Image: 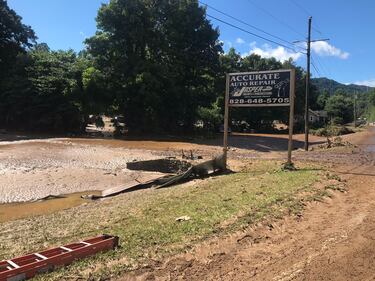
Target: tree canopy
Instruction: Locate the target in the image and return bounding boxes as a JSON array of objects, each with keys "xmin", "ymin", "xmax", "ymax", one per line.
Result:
[
  {"xmin": 86, "ymin": 0, "xmax": 222, "ymax": 133},
  {"xmin": 0, "ymin": 44, "xmax": 85, "ymax": 131},
  {"xmin": 0, "ymin": 0, "xmax": 36, "ymax": 81},
  {"xmin": 1, "ymin": 0, "xmax": 367, "ymax": 134}
]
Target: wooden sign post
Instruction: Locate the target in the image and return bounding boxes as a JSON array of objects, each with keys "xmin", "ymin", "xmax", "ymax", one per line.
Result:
[
  {"xmin": 223, "ymin": 69, "xmax": 296, "ymax": 168},
  {"xmin": 223, "ymin": 73, "xmax": 230, "ymax": 165},
  {"xmin": 287, "ymin": 69, "xmax": 295, "ymax": 166}
]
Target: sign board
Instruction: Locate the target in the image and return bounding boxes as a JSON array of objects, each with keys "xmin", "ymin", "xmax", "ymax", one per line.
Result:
[
  {"xmin": 223, "ymin": 69, "xmax": 296, "ymax": 168},
  {"xmin": 228, "ymin": 69, "xmax": 292, "ymax": 107}
]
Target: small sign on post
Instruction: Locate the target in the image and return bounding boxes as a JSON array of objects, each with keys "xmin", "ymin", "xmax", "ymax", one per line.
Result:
[{"xmin": 223, "ymin": 69, "xmax": 296, "ymax": 167}]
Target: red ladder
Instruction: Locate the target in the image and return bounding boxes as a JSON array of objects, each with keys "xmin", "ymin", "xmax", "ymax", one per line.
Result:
[{"xmin": 0, "ymin": 234, "xmax": 119, "ymax": 281}]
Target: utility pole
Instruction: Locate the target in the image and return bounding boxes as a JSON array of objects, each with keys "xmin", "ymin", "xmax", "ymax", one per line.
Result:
[
  {"xmin": 354, "ymin": 93, "xmax": 357, "ymax": 127},
  {"xmin": 294, "ymin": 17, "xmax": 329, "ymax": 151},
  {"xmin": 304, "ymin": 16, "xmax": 312, "ymax": 151}
]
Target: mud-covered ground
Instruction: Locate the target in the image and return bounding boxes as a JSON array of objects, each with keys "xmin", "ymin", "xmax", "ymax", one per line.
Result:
[
  {"xmin": 119, "ymin": 127, "xmax": 375, "ymax": 281},
  {"xmin": 2, "ymin": 128, "xmax": 375, "ymax": 281},
  {"xmin": 0, "ymin": 132, "xmax": 326, "ymax": 203},
  {"xmin": 0, "ymin": 139, "xmax": 168, "ymax": 203}
]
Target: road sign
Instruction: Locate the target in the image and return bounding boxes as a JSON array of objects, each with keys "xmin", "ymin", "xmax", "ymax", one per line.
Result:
[
  {"xmin": 228, "ymin": 69, "xmax": 292, "ymax": 107},
  {"xmin": 223, "ymin": 69, "xmax": 296, "ymax": 167}
]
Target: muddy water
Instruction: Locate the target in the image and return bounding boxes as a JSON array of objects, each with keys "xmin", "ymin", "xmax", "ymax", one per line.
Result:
[
  {"xmin": 357, "ymin": 127, "xmax": 375, "ymax": 153},
  {"xmin": 0, "ymin": 191, "xmax": 100, "ymax": 223},
  {"xmin": 364, "ymin": 127, "xmax": 375, "ymax": 152}
]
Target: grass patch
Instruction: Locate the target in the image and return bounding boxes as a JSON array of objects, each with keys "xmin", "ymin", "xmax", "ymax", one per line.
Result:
[{"xmin": 0, "ymin": 160, "xmax": 324, "ymax": 280}]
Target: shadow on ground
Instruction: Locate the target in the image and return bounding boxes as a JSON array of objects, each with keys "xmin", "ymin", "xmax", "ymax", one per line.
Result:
[
  {"xmin": 0, "ymin": 131, "xmax": 326, "ymax": 153},
  {"xmin": 204, "ymin": 134, "xmax": 325, "ymax": 152}
]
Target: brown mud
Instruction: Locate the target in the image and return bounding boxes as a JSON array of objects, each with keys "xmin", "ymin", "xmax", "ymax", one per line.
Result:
[
  {"xmin": 0, "ymin": 191, "xmax": 101, "ymax": 222},
  {"xmin": 118, "ymin": 127, "xmax": 375, "ymax": 281}
]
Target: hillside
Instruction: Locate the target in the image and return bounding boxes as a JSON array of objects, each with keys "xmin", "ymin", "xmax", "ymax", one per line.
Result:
[{"xmin": 312, "ymin": 77, "xmax": 373, "ymax": 94}]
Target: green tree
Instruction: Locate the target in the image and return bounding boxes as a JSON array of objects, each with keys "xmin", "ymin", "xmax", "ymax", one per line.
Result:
[
  {"xmin": 317, "ymin": 90, "xmax": 330, "ymax": 109},
  {"xmin": 369, "ymin": 91, "xmax": 375, "ymax": 106},
  {"xmin": 0, "ymin": 44, "xmax": 85, "ymax": 132},
  {"xmin": 86, "ymin": 0, "xmax": 222, "ymax": 133},
  {"xmin": 325, "ymin": 94, "xmax": 353, "ymax": 124},
  {"xmin": 0, "ymin": 0, "xmax": 36, "ymax": 81}
]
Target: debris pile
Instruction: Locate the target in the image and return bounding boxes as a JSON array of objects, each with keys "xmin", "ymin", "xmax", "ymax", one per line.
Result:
[
  {"xmin": 317, "ymin": 137, "xmax": 357, "ymax": 149},
  {"xmin": 83, "ymin": 154, "xmax": 226, "ymax": 200}
]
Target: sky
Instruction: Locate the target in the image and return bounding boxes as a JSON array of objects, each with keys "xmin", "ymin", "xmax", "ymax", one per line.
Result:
[{"xmin": 7, "ymin": 0, "xmax": 375, "ymax": 87}]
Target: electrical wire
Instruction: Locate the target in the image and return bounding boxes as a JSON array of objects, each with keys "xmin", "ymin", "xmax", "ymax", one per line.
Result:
[
  {"xmin": 247, "ymin": 0, "xmax": 305, "ymax": 38},
  {"xmin": 313, "ymin": 55, "xmax": 327, "ymax": 77},
  {"xmin": 289, "ymin": 0, "xmax": 311, "ymax": 16},
  {"xmin": 206, "ymin": 14, "xmax": 306, "ymax": 54},
  {"xmin": 311, "ymin": 59, "xmax": 322, "ymax": 77},
  {"xmin": 288, "ymin": 0, "xmax": 323, "ymax": 35},
  {"xmin": 202, "ymin": 3, "xmax": 330, "ymax": 79},
  {"xmin": 314, "ymin": 55, "xmax": 332, "ymax": 78},
  {"xmin": 199, "ymin": 1, "xmax": 299, "ymax": 49},
  {"xmin": 312, "ymin": 57, "xmax": 325, "ymax": 77}
]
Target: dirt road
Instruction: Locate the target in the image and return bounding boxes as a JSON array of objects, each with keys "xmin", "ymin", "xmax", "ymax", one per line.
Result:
[{"xmin": 120, "ymin": 128, "xmax": 375, "ymax": 281}]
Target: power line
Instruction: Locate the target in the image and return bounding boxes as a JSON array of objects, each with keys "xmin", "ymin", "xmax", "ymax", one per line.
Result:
[
  {"xmin": 312, "ymin": 56, "xmax": 325, "ymax": 77},
  {"xmin": 206, "ymin": 14, "xmax": 306, "ymax": 54},
  {"xmin": 289, "ymin": 0, "xmax": 311, "ymax": 16},
  {"xmin": 310, "ymin": 56, "xmax": 322, "ymax": 76},
  {"xmin": 288, "ymin": 0, "xmax": 323, "ymax": 35},
  {"xmin": 200, "ymin": 1, "xmax": 300, "ymax": 50},
  {"xmin": 312, "ymin": 27, "xmax": 323, "ymax": 36},
  {"xmin": 311, "ymin": 59, "xmax": 322, "ymax": 77},
  {"xmin": 247, "ymin": 0, "xmax": 305, "ymax": 38},
  {"xmin": 313, "ymin": 55, "xmax": 331, "ymax": 78}
]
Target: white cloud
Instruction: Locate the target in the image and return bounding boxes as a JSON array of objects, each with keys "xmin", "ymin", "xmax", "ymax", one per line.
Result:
[
  {"xmin": 247, "ymin": 43, "xmax": 302, "ymax": 62},
  {"xmin": 235, "ymin": 37, "xmax": 245, "ymax": 44},
  {"xmin": 311, "ymin": 41, "xmax": 349, "ymax": 59},
  {"xmin": 352, "ymin": 79, "xmax": 375, "ymax": 87}
]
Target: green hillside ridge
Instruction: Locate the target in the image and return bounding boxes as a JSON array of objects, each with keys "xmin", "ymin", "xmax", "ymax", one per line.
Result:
[{"xmin": 312, "ymin": 77, "xmax": 374, "ymax": 95}]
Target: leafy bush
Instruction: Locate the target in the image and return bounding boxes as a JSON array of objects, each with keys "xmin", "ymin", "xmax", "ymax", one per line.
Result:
[
  {"xmin": 311, "ymin": 125, "xmax": 354, "ymax": 137},
  {"xmin": 196, "ymin": 103, "xmax": 222, "ymax": 133},
  {"xmin": 329, "ymin": 116, "xmax": 344, "ymax": 125},
  {"xmin": 310, "ymin": 127, "xmax": 328, "ymax": 137}
]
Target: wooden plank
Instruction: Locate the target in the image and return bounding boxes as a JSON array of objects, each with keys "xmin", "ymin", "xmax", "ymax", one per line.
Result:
[{"xmin": 100, "ymin": 173, "xmax": 164, "ymax": 197}]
